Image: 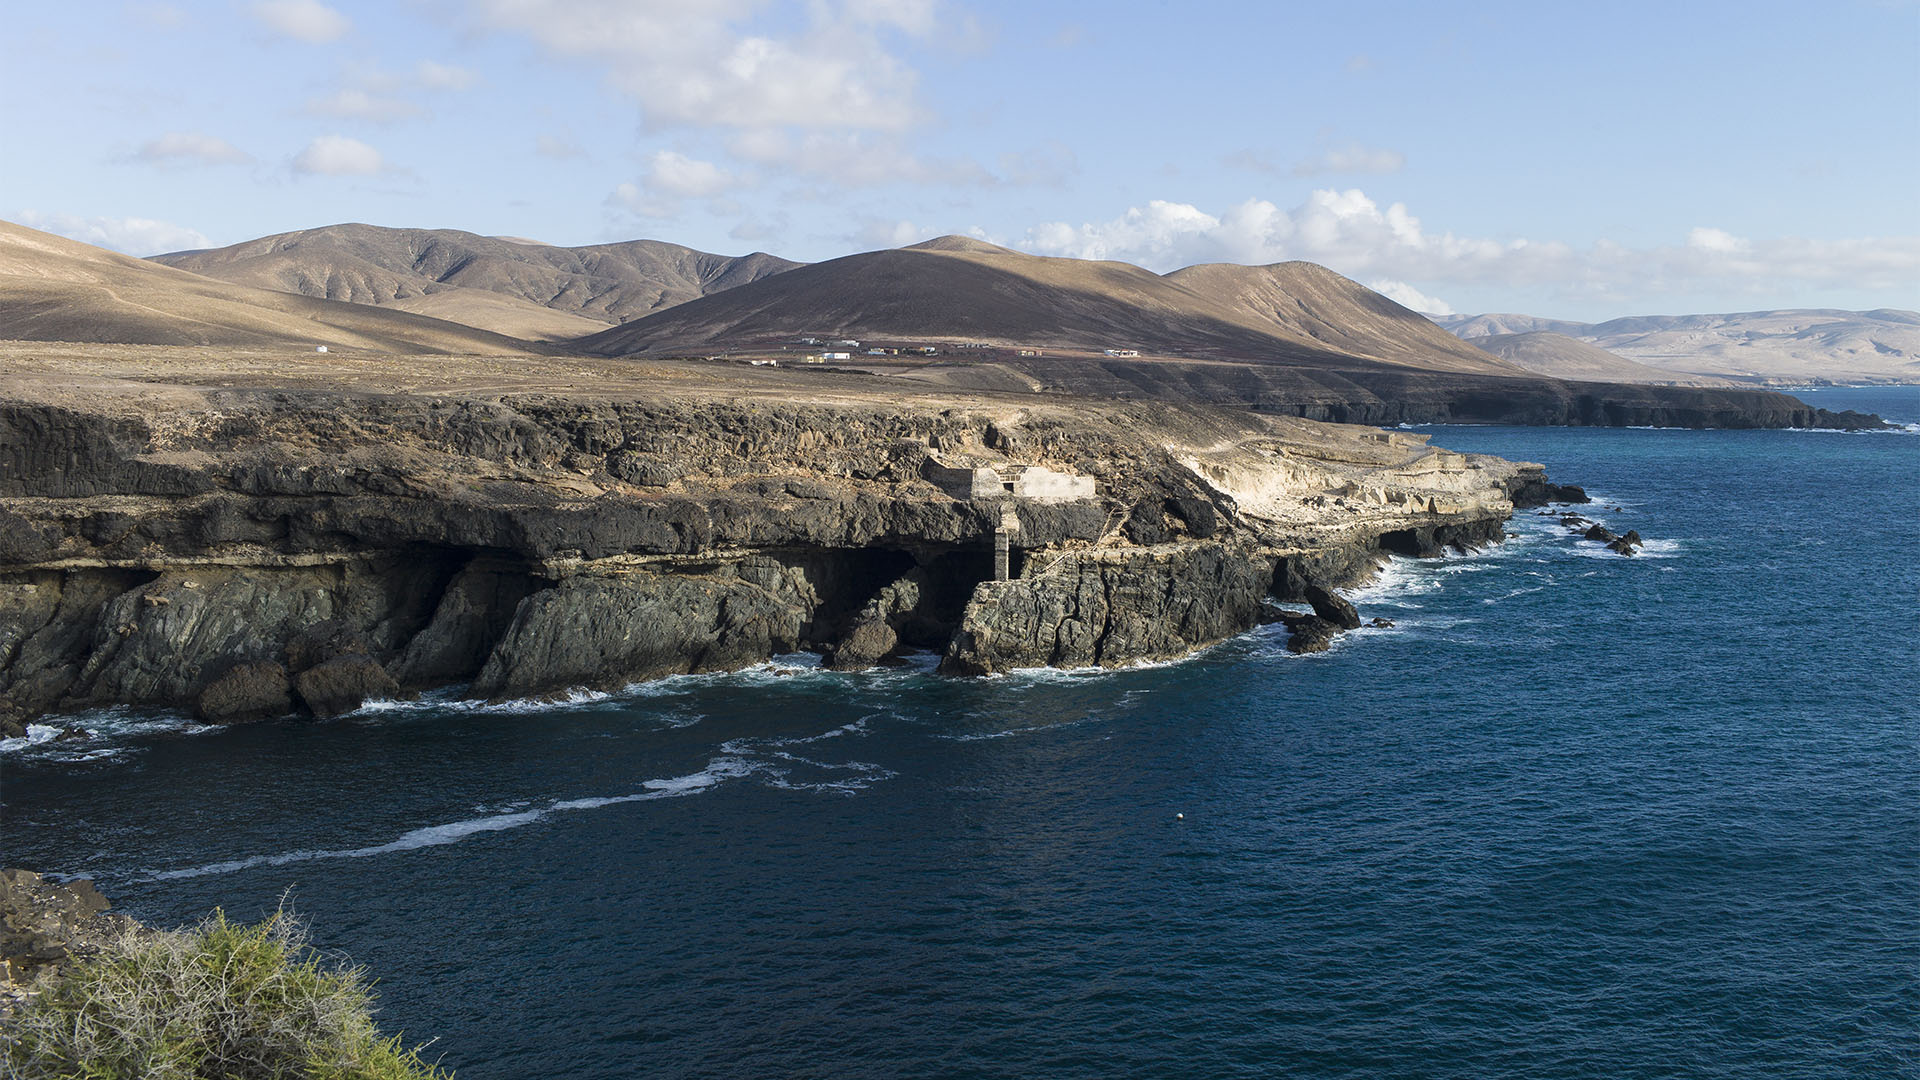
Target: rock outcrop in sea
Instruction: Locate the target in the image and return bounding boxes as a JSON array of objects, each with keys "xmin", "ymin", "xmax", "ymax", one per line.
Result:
[{"xmin": 0, "ymin": 350, "xmax": 1588, "ymax": 729}]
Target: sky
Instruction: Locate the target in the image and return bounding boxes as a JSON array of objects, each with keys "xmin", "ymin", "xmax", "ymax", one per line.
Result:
[{"xmin": 4, "ymin": 0, "xmax": 1917, "ymax": 320}]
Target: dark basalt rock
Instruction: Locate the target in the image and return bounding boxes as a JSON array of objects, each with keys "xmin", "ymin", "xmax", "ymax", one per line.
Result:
[
  {"xmin": 293, "ymin": 654, "xmax": 401, "ymax": 718},
  {"xmin": 284, "ymin": 619, "xmax": 371, "ymax": 673},
  {"xmin": 391, "ymin": 559, "xmax": 538, "ymax": 687},
  {"xmin": 1302, "ymin": 582, "xmax": 1362, "ymax": 630},
  {"xmin": 1164, "ymin": 495, "xmax": 1219, "ymax": 538},
  {"xmin": 1122, "ymin": 501, "xmax": 1171, "ymax": 545},
  {"xmin": 471, "ymin": 558, "xmax": 822, "ymax": 699},
  {"xmin": 1277, "ymin": 612, "xmax": 1340, "ymax": 654},
  {"xmin": 1583, "ymin": 523, "xmax": 1619, "ymax": 544},
  {"xmin": 1508, "ymin": 473, "xmax": 1591, "ymax": 508},
  {"xmin": 0, "ymin": 386, "xmax": 1576, "ymax": 718},
  {"xmin": 940, "ymin": 544, "xmax": 1272, "ymax": 675},
  {"xmin": 825, "ymin": 567, "xmax": 934, "ymax": 670},
  {"xmin": 195, "ymin": 660, "xmax": 293, "ymax": 723}
]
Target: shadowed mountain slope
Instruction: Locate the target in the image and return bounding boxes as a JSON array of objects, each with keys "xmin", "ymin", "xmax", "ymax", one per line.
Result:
[
  {"xmin": 580, "ymin": 238, "xmax": 1525, "ymax": 377},
  {"xmin": 0, "ymin": 220, "xmax": 543, "ymax": 353},
  {"xmin": 153, "ymin": 223, "xmax": 802, "ymax": 340}
]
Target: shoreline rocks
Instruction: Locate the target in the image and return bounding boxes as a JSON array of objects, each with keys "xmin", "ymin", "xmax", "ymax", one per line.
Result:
[
  {"xmin": 0, "ymin": 369, "xmax": 1559, "ymax": 720},
  {"xmin": 0, "ymin": 869, "xmax": 137, "ymax": 1020}
]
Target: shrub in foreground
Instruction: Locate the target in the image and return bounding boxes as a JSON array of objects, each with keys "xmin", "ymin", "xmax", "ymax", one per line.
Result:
[{"xmin": 2, "ymin": 907, "xmax": 449, "ymax": 1080}]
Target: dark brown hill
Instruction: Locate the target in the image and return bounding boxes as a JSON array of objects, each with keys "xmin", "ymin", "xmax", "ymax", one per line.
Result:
[
  {"xmin": 0, "ymin": 219, "xmax": 543, "ymax": 353},
  {"xmin": 579, "ymin": 238, "xmax": 1524, "ymax": 377},
  {"xmin": 153, "ymin": 223, "xmax": 801, "ymax": 341}
]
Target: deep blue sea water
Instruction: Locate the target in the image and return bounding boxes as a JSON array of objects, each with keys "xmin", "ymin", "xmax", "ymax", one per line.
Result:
[{"xmin": 4, "ymin": 387, "xmax": 1916, "ymax": 1079}]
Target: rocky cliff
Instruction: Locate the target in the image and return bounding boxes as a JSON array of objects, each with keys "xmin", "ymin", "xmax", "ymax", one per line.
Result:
[{"xmin": 0, "ymin": 344, "xmax": 1566, "ymax": 731}]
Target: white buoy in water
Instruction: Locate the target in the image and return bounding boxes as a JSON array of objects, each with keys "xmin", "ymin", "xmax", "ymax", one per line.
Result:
[{"xmin": 1176, "ymin": 813, "xmax": 1184, "ymax": 820}]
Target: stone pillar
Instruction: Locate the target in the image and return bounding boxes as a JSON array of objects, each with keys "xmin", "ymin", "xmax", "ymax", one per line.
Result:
[{"xmin": 993, "ymin": 504, "xmax": 1020, "ymax": 581}]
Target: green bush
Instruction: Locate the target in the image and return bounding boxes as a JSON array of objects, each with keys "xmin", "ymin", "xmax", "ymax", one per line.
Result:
[{"xmin": 2, "ymin": 907, "xmax": 450, "ymax": 1080}]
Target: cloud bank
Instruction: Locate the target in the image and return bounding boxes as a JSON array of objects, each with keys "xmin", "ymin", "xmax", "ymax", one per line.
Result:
[
  {"xmin": 292, "ymin": 135, "xmax": 386, "ymax": 176},
  {"xmin": 1023, "ymin": 190, "xmax": 1920, "ymax": 309},
  {"xmin": 19, "ymin": 212, "xmax": 210, "ymax": 256},
  {"xmin": 466, "ymin": 0, "xmax": 934, "ymax": 131}
]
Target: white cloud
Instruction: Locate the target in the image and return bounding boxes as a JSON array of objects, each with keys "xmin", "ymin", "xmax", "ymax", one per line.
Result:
[
  {"xmin": 851, "ymin": 218, "xmax": 928, "ymax": 249},
  {"xmin": 306, "ymin": 89, "xmax": 427, "ymax": 123},
  {"xmin": 130, "ymin": 132, "xmax": 250, "ymax": 166},
  {"xmin": 1022, "ymin": 189, "xmax": 1920, "ymax": 305},
  {"xmin": 1293, "ymin": 143, "xmax": 1406, "ymax": 177},
  {"xmin": 1369, "ymin": 279, "xmax": 1453, "ymax": 315},
  {"xmin": 644, "ymin": 151, "xmax": 739, "ymax": 198},
  {"xmin": 18, "ymin": 211, "xmax": 209, "ymax": 256},
  {"xmin": 462, "ymin": 0, "xmax": 932, "ymax": 130},
  {"xmin": 1687, "ymin": 227, "xmax": 1750, "ymax": 254},
  {"xmin": 415, "ymin": 60, "xmax": 477, "ymax": 91},
  {"xmin": 250, "ymin": 0, "xmax": 349, "ymax": 43},
  {"xmin": 291, "ymin": 134, "xmax": 385, "ymax": 175},
  {"xmin": 609, "ymin": 151, "xmax": 745, "ymax": 217}
]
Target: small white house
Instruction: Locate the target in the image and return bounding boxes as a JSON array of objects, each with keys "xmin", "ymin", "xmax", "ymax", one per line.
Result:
[{"xmin": 822, "ymin": 351, "xmax": 852, "ymax": 361}]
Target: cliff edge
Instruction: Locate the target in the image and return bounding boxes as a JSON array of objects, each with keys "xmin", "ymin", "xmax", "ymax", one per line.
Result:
[{"xmin": 0, "ymin": 343, "xmax": 1568, "ymax": 728}]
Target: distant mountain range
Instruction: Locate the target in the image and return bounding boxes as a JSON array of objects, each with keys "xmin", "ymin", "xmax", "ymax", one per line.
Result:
[
  {"xmin": 153, "ymin": 224, "xmax": 800, "ymax": 341},
  {"xmin": 579, "ymin": 234, "xmax": 1520, "ymax": 376},
  {"xmin": 0, "ymin": 217, "xmax": 1879, "ymax": 428},
  {"xmin": 0, "ymin": 220, "xmax": 538, "ymax": 354},
  {"xmin": 1466, "ymin": 332, "xmax": 1733, "ymax": 387},
  {"xmin": 1436, "ymin": 309, "xmax": 1920, "ymax": 386},
  {"xmin": 117, "ymin": 220, "xmax": 1916, "ymax": 387}
]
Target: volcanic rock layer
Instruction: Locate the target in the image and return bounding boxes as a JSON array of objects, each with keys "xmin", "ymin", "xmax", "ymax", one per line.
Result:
[{"xmin": 0, "ymin": 348, "xmax": 1574, "ymax": 731}]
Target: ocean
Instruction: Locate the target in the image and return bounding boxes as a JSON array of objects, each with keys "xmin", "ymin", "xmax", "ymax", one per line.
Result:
[{"xmin": 4, "ymin": 386, "xmax": 1916, "ymax": 1079}]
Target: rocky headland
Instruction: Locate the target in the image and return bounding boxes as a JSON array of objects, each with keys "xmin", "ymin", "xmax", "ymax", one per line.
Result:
[{"xmin": 0, "ymin": 342, "xmax": 1597, "ymax": 732}]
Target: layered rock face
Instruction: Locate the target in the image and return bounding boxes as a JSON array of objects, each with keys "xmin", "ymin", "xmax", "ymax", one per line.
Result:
[{"xmin": 0, "ymin": 349, "xmax": 1553, "ymax": 727}]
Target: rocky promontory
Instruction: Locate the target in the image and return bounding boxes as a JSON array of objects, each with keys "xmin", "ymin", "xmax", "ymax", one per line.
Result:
[{"xmin": 0, "ymin": 343, "xmax": 1579, "ymax": 729}]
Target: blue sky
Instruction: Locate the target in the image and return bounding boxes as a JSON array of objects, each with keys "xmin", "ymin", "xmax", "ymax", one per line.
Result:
[{"xmin": 5, "ymin": 0, "xmax": 1916, "ymax": 319}]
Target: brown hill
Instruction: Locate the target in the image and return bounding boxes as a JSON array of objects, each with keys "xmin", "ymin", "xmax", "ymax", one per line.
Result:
[
  {"xmin": 1472, "ymin": 331, "xmax": 1733, "ymax": 386},
  {"xmin": 153, "ymin": 223, "xmax": 802, "ymax": 340},
  {"xmin": 1164, "ymin": 261, "xmax": 1512, "ymax": 373},
  {"xmin": 579, "ymin": 237, "xmax": 1524, "ymax": 377},
  {"xmin": 0, "ymin": 219, "xmax": 542, "ymax": 353}
]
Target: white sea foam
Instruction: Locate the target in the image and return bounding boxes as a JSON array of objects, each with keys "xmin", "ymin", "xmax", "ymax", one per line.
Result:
[
  {"xmin": 0, "ymin": 709, "xmax": 217, "ymax": 763},
  {"xmin": 147, "ymin": 754, "xmax": 767, "ymax": 881}
]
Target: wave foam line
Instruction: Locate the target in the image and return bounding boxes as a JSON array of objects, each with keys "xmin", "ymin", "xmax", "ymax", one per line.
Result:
[{"xmin": 145, "ymin": 757, "xmax": 757, "ymax": 881}]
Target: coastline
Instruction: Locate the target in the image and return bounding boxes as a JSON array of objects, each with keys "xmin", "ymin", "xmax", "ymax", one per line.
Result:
[{"xmin": 0, "ymin": 346, "xmax": 1584, "ymax": 732}]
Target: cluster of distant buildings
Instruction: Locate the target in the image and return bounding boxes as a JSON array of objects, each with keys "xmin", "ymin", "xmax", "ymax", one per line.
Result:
[{"xmin": 725, "ymin": 338, "xmax": 1137, "ymax": 366}]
